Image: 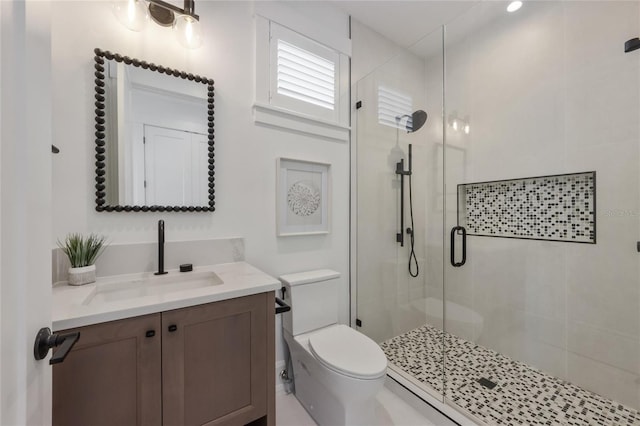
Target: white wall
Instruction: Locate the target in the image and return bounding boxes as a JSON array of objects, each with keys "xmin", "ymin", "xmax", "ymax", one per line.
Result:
[
  {"xmin": 351, "ymin": 20, "xmax": 407, "ymax": 85},
  {"xmin": 51, "ymin": 1, "xmax": 350, "ymax": 368}
]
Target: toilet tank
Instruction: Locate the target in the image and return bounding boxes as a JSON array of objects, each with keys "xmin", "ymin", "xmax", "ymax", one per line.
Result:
[{"xmin": 279, "ymin": 269, "xmax": 341, "ymax": 336}]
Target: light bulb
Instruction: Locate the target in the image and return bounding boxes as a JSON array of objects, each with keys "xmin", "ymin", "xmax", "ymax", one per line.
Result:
[
  {"xmin": 507, "ymin": 1, "xmax": 523, "ymax": 12},
  {"xmin": 464, "ymin": 124, "xmax": 470, "ymax": 134},
  {"xmin": 452, "ymin": 120, "xmax": 458, "ymax": 131},
  {"xmin": 113, "ymin": 0, "xmax": 149, "ymax": 32},
  {"xmin": 174, "ymin": 15, "xmax": 203, "ymax": 49}
]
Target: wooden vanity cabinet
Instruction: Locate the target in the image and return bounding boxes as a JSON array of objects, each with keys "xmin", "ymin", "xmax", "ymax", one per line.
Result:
[
  {"xmin": 163, "ymin": 292, "xmax": 274, "ymax": 426},
  {"xmin": 53, "ymin": 291, "xmax": 275, "ymax": 426},
  {"xmin": 52, "ymin": 313, "xmax": 162, "ymax": 426}
]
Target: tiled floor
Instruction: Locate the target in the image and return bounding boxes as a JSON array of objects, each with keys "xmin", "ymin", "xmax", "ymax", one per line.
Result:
[
  {"xmin": 381, "ymin": 324, "xmax": 640, "ymax": 426},
  {"xmin": 276, "ymin": 381, "xmax": 453, "ymax": 426},
  {"xmin": 276, "ymin": 390, "xmax": 317, "ymax": 426}
]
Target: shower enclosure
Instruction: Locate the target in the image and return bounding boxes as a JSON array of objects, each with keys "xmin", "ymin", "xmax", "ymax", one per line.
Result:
[{"xmin": 352, "ymin": 1, "xmax": 640, "ymax": 424}]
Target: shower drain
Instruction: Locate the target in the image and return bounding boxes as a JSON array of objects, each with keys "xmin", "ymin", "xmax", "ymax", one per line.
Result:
[{"xmin": 478, "ymin": 377, "xmax": 497, "ymax": 389}]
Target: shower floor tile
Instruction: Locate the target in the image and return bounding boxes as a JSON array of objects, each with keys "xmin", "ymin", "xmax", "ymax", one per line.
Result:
[{"xmin": 380, "ymin": 324, "xmax": 640, "ymax": 426}]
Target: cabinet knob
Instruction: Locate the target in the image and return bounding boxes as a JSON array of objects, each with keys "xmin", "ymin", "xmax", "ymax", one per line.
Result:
[
  {"xmin": 145, "ymin": 330, "xmax": 155, "ymax": 338},
  {"xmin": 168, "ymin": 324, "xmax": 177, "ymax": 332}
]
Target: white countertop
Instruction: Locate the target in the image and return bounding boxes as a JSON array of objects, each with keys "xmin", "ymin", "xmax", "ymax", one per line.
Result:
[{"xmin": 52, "ymin": 262, "xmax": 281, "ymax": 331}]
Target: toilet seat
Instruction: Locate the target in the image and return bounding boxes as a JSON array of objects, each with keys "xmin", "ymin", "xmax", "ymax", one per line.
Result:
[{"xmin": 308, "ymin": 325, "xmax": 387, "ymax": 380}]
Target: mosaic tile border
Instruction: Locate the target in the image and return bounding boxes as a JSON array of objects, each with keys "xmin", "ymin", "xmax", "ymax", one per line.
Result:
[
  {"xmin": 381, "ymin": 323, "xmax": 639, "ymax": 426},
  {"xmin": 457, "ymin": 171, "xmax": 596, "ymax": 244}
]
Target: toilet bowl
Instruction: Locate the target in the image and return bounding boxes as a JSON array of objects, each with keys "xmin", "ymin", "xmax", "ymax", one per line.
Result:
[{"xmin": 280, "ymin": 270, "xmax": 387, "ymax": 426}]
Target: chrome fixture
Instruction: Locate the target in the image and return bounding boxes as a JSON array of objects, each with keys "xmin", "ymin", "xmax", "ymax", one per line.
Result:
[
  {"xmin": 113, "ymin": 0, "xmax": 202, "ymax": 49},
  {"xmin": 154, "ymin": 219, "xmax": 168, "ymax": 275}
]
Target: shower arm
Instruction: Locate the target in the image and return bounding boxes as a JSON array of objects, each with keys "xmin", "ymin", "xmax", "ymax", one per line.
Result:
[{"xmin": 395, "ymin": 144, "xmax": 412, "ymax": 246}]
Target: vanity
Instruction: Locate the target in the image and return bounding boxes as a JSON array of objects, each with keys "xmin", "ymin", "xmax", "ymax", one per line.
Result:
[
  {"xmin": 51, "ymin": 262, "xmax": 280, "ymax": 426},
  {"xmin": 51, "ymin": 46, "xmax": 277, "ymax": 424}
]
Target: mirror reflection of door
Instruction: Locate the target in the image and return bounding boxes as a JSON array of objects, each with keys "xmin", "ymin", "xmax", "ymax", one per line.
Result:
[
  {"xmin": 103, "ymin": 57, "xmax": 211, "ymax": 209},
  {"xmin": 143, "ymin": 125, "xmax": 208, "ymax": 206}
]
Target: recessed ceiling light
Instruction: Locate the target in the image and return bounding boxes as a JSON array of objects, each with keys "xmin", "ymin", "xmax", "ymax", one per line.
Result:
[{"xmin": 507, "ymin": 1, "xmax": 523, "ymax": 12}]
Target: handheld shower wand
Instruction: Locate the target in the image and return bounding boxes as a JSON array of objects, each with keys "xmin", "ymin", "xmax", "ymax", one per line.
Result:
[{"xmin": 407, "ymin": 145, "xmax": 418, "ymax": 278}]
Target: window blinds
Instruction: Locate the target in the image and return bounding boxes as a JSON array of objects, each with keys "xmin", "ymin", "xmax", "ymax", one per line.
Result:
[
  {"xmin": 378, "ymin": 86, "xmax": 413, "ymax": 129},
  {"xmin": 276, "ymin": 39, "xmax": 336, "ymax": 111}
]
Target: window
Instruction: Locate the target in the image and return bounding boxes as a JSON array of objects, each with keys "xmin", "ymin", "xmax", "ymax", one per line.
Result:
[
  {"xmin": 378, "ymin": 86, "xmax": 413, "ymax": 130},
  {"xmin": 254, "ymin": 15, "xmax": 350, "ymax": 142},
  {"xmin": 276, "ymin": 40, "xmax": 335, "ymax": 111},
  {"xmin": 269, "ymin": 24, "xmax": 340, "ymax": 122}
]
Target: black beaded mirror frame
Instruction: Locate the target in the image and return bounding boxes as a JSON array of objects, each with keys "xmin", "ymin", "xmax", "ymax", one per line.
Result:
[{"xmin": 93, "ymin": 48, "xmax": 215, "ymax": 212}]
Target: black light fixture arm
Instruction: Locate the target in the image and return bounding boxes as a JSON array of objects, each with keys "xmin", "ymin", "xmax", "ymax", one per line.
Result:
[
  {"xmin": 148, "ymin": 0, "xmax": 199, "ymax": 20},
  {"xmin": 184, "ymin": 0, "xmax": 196, "ymax": 17}
]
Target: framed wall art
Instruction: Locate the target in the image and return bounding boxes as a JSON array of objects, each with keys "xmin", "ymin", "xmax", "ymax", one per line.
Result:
[{"xmin": 276, "ymin": 158, "xmax": 331, "ymax": 236}]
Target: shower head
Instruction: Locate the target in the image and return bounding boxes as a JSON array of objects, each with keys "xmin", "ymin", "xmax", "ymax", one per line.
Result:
[
  {"xmin": 396, "ymin": 110, "xmax": 428, "ymax": 133},
  {"xmin": 409, "ymin": 110, "xmax": 428, "ymax": 132}
]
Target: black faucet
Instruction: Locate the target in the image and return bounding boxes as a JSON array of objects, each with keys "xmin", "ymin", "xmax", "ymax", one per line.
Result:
[{"xmin": 154, "ymin": 220, "xmax": 168, "ymax": 275}]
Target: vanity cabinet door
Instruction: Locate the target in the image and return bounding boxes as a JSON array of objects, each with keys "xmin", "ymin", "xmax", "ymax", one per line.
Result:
[
  {"xmin": 161, "ymin": 292, "xmax": 275, "ymax": 426},
  {"xmin": 52, "ymin": 313, "xmax": 162, "ymax": 426}
]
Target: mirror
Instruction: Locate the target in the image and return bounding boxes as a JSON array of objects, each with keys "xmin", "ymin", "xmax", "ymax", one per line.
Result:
[{"xmin": 93, "ymin": 48, "xmax": 214, "ymax": 212}]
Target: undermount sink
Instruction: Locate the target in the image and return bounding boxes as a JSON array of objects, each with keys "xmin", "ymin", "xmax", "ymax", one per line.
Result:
[{"xmin": 82, "ymin": 270, "xmax": 224, "ymax": 305}]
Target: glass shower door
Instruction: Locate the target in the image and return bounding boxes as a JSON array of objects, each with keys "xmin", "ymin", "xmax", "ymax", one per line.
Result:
[
  {"xmin": 354, "ymin": 27, "xmax": 446, "ymax": 402},
  {"xmin": 443, "ymin": 1, "xmax": 640, "ymax": 423}
]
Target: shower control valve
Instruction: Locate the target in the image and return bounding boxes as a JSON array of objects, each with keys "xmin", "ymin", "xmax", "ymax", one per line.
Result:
[{"xmin": 395, "ymin": 159, "xmax": 411, "ymax": 176}]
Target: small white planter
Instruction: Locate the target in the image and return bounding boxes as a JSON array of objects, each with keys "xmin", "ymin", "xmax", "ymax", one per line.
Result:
[{"xmin": 68, "ymin": 264, "xmax": 96, "ymax": 286}]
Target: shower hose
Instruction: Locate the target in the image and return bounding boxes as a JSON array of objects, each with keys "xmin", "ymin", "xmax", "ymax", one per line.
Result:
[{"xmin": 408, "ymin": 172, "xmax": 419, "ymax": 277}]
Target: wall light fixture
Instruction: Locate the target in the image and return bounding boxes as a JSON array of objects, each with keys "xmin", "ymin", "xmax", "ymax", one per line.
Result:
[
  {"xmin": 507, "ymin": 1, "xmax": 523, "ymax": 13},
  {"xmin": 113, "ymin": 0, "xmax": 202, "ymax": 49},
  {"xmin": 449, "ymin": 113, "xmax": 471, "ymax": 135}
]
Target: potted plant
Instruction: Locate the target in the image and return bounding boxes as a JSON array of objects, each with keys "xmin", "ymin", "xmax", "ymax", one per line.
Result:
[{"xmin": 58, "ymin": 233, "xmax": 108, "ymax": 286}]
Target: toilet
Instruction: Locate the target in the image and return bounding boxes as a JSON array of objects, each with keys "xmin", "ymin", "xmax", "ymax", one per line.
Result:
[{"xmin": 280, "ymin": 270, "xmax": 387, "ymax": 426}]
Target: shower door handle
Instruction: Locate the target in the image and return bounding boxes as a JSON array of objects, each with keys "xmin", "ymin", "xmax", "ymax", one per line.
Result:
[{"xmin": 450, "ymin": 226, "xmax": 467, "ymax": 267}]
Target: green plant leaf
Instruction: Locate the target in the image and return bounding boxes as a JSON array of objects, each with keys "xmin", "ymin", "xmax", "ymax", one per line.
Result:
[{"xmin": 57, "ymin": 233, "xmax": 108, "ymax": 268}]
